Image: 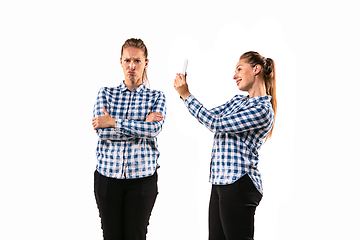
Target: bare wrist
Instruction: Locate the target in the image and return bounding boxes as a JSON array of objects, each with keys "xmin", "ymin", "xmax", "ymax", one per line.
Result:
[
  {"xmin": 110, "ymin": 118, "xmax": 116, "ymax": 128},
  {"xmin": 181, "ymin": 92, "xmax": 191, "ymax": 100}
]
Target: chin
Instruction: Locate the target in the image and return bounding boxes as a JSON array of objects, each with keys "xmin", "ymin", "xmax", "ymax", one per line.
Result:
[
  {"xmin": 238, "ymin": 83, "xmax": 250, "ymax": 92},
  {"xmin": 237, "ymin": 85, "xmax": 245, "ymax": 91}
]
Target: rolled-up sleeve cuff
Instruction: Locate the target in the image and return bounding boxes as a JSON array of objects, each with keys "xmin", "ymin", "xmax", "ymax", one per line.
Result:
[
  {"xmin": 183, "ymin": 94, "xmax": 203, "ymax": 119},
  {"xmin": 183, "ymin": 94, "xmax": 194, "ymax": 107}
]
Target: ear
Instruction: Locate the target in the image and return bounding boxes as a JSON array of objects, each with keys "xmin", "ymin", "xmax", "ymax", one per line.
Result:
[
  {"xmin": 254, "ymin": 64, "xmax": 261, "ymax": 75},
  {"xmin": 145, "ymin": 59, "xmax": 149, "ymax": 67},
  {"xmin": 120, "ymin": 57, "xmax": 125, "ymax": 69}
]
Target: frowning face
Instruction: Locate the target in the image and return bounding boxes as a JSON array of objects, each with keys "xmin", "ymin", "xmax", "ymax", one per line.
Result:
[{"xmin": 120, "ymin": 46, "xmax": 148, "ymax": 84}]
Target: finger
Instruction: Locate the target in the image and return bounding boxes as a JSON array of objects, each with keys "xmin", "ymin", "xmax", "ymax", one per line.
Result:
[
  {"xmin": 152, "ymin": 116, "xmax": 163, "ymax": 122},
  {"xmin": 179, "ymin": 73, "xmax": 186, "ymax": 82},
  {"xmin": 173, "ymin": 79, "xmax": 178, "ymax": 88},
  {"xmin": 103, "ymin": 106, "xmax": 109, "ymax": 115},
  {"xmin": 151, "ymin": 112, "xmax": 162, "ymax": 116},
  {"xmin": 148, "ymin": 112, "xmax": 158, "ymax": 117},
  {"xmin": 177, "ymin": 75, "xmax": 186, "ymax": 85},
  {"xmin": 174, "ymin": 76, "xmax": 181, "ymax": 86},
  {"xmin": 150, "ymin": 114, "xmax": 162, "ymax": 119},
  {"xmin": 92, "ymin": 116, "xmax": 99, "ymax": 122}
]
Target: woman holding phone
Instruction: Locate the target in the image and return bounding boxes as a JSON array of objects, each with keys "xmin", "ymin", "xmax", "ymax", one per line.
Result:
[
  {"xmin": 92, "ymin": 38, "xmax": 166, "ymax": 240},
  {"xmin": 174, "ymin": 51, "xmax": 276, "ymax": 240}
]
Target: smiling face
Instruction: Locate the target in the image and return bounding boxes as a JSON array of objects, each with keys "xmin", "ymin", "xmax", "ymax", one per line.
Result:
[
  {"xmin": 233, "ymin": 58, "xmax": 257, "ymax": 92},
  {"xmin": 120, "ymin": 46, "xmax": 148, "ymax": 86}
]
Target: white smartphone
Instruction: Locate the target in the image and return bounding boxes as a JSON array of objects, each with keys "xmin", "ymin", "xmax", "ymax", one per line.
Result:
[{"xmin": 182, "ymin": 58, "xmax": 188, "ymax": 75}]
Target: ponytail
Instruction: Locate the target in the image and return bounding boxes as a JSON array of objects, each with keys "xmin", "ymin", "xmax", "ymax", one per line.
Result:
[
  {"xmin": 240, "ymin": 51, "xmax": 277, "ymax": 141},
  {"xmin": 263, "ymin": 58, "xmax": 276, "ymax": 140}
]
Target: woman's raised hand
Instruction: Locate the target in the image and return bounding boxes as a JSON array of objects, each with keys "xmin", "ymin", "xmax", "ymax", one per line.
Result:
[{"xmin": 173, "ymin": 73, "xmax": 191, "ymax": 100}]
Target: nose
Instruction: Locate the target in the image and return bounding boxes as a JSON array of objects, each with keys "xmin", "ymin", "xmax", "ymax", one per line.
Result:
[
  {"xmin": 233, "ymin": 73, "xmax": 238, "ymax": 80},
  {"xmin": 129, "ymin": 61, "xmax": 135, "ymax": 69}
]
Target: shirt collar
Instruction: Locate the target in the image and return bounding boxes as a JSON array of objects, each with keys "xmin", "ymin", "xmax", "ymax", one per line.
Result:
[
  {"xmin": 247, "ymin": 95, "xmax": 272, "ymax": 103},
  {"xmin": 119, "ymin": 81, "xmax": 146, "ymax": 93}
]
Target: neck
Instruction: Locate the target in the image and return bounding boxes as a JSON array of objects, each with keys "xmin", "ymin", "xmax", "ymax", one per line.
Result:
[
  {"xmin": 124, "ymin": 78, "xmax": 143, "ymax": 91},
  {"xmin": 248, "ymin": 78, "xmax": 266, "ymax": 98}
]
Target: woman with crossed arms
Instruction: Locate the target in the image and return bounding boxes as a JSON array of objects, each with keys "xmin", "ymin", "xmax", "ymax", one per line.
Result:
[
  {"xmin": 92, "ymin": 38, "xmax": 166, "ymax": 240},
  {"xmin": 174, "ymin": 51, "xmax": 277, "ymax": 240}
]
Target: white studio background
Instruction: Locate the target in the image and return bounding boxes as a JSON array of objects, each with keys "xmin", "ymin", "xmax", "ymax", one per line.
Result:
[{"xmin": 1, "ymin": 0, "xmax": 359, "ymax": 239}]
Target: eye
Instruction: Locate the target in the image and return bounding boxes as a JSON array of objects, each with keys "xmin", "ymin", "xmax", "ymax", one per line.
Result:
[
  {"xmin": 135, "ymin": 60, "xmax": 141, "ymax": 63},
  {"xmin": 124, "ymin": 59, "xmax": 130, "ymax": 63}
]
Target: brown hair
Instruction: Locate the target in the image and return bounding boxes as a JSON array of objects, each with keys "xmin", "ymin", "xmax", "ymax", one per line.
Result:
[
  {"xmin": 121, "ymin": 38, "xmax": 150, "ymax": 88},
  {"xmin": 240, "ymin": 51, "xmax": 277, "ymax": 140}
]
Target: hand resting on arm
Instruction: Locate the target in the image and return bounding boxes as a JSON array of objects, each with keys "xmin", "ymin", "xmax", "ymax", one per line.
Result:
[{"xmin": 92, "ymin": 107, "xmax": 163, "ymax": 130}]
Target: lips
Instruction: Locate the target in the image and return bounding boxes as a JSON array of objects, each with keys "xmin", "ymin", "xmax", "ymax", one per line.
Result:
[
  {"xmin": 128, "ymin": 71, "xmax": 135, "ymax": 75},
  {"xmin": 236, "ymin": 79, "xmax": 242, "ymax": 85}
]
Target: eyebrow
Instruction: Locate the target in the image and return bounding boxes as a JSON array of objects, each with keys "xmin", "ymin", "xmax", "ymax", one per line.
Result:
[{"xmin": 124, "ymin": 57, "xmax": 141, "ymax": 60}]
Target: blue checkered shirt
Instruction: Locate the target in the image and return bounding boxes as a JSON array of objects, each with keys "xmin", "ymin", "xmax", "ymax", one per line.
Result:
[
  {"xmin": 93, "ymin": 82, "xmax": 166, "ymax": 179},
  {"xmin": 184, "ymin": 94, "xmax": 274, "ymax": 194}
]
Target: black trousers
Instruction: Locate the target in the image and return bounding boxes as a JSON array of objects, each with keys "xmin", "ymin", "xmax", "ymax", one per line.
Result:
[
  {"xmin": 94, "ymin": 170, "xmax": 158, "ymax": 240},
  {"xmin": 209, "ymin": 174, "xmax": 262, "ymax": 240}
]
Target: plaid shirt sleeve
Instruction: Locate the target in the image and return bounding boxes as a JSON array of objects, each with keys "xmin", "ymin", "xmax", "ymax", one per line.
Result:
[
  {"xmin": 114, "ymin": 91, "xmax": 166, "ymax": 139},
  {"xmin": 93, "ymin": 88, "xmax": 135, "ymax": 141},
  {"xmin": 184, "ymin": 94, "xmax": 272, "ymax": 133},
  {"xmin": 208, "ymin": 100, "xmax": 229, "ymax": 116}
]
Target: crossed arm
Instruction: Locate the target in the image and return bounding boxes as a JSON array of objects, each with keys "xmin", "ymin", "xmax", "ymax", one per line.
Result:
[
  {"xmin": 92, "ymin": 107, "xmax": 163, "ymax": 130},
  {"xmin": 92, "ymin": 87, "xmax": 166, "ymax": 142},
  {"xmin": 92, "ymin": 107, "xmax": 164, "ymax": 141}
]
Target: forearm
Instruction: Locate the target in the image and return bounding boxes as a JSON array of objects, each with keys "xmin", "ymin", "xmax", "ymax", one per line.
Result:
[
  {"xmin": 115, "ymin": 119, "xmax": 164, "ymax": 139},
  {"xmin": 93, "ymin": 88, "xmax": 166, "ymax": 139},
  {"xmin": 115, "ymin": 91, "xmax": 166, "ymax": 139},
  {"xmin": 97, "ymin": 128, "xmax": 135, "ymax": 141}
]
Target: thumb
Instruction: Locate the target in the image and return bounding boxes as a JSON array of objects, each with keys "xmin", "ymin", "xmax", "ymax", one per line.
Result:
[{"xmin": 103, "ymin": 106, "xmax": 109, "ymax": 115}]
